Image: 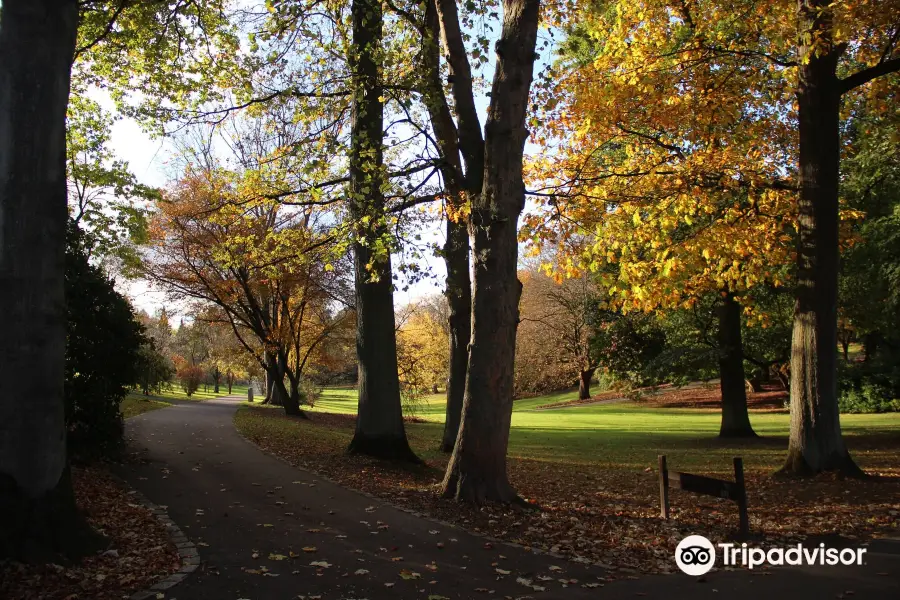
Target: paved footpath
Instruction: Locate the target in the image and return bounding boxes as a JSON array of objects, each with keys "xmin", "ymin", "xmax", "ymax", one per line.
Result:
[{"xmin": 120, "ymin": 396, "xmax": 900, "ymax": 600}]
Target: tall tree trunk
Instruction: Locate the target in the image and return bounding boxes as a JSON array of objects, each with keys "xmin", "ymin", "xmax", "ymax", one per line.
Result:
[
  {"xmin": 441, "ymin": 0, "xmax": 541, "ymax": 503},
  {"xmin": 346, "ymin": 0, "xmax": 417, "ymax": 461},
  {"xmin": 781, "ymin": 0, "xmax": 859, "ymax": 476},
  {"xmin": 0, "ymin": 0, "xmax": 101, "ymax": 561},
  {"xmin": 578, "ymin": 367, "xmax": 596, "ymax": 401},
  {"xmin": 422, "ymin": 2, "xmax": 474, "ymax": 453},
  {"xmin": 717, "ymin": 294, "xmax": 756, "ymax": 438},
  {"xmin": 441, "ymin": 219, "xmax": 472, "ymax": 452},
  {"xmin": 213, "ymin": 365, "xmax": 220, "ymax": 394}
]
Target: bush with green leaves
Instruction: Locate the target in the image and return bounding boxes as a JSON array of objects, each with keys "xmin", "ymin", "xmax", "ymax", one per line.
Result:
[
  {"xmin": 65, "ymin": 224, "xmax": 145, "ymax": 459},
  {"xmin": 838, "ymin": 352, "xmax": 900, "ymax": 414}
]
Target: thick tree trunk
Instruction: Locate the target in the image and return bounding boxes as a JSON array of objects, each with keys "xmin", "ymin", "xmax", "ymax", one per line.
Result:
[
  {"xmin": 781, "ymin": 0, "xmax": 859, "ymax": 476},
  {"xmin": 717, "ymin": 294, "xmax": 756, "ymax": 438},
  {"xmin": 578, "ymin": 367, "xmax": 596, "ymax": 400},
  {"xmin": 283, "ymin": 368, "xmax": 308, "ymax": 419},
  {"xmin": 346, "ymin": 0, "xmax": 417, "ymax": 461},
  {"xmin": 0, "ymin": 0, "xmax": 101, "ymax": 561},
  {"xmin": 440, "ymin": 0, "xmax": 541, "ymax": 503},
  {"xmin": 213, "ymin": 365, "xmax": 220, "ymax": 394}
]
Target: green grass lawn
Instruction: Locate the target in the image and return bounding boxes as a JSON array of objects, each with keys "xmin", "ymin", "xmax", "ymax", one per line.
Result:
[
  {"xmin": 290, "ymin": 386, "xmax": 900, "ymax": 475},
  {"xmin": 122, "ymin": 383, "xmax": 249, "ymax": 417},
  {"xmin": 152, "ymin": 382, "xmax": 249, "ymax": 402},
  {"xmin": 120, "ymin": 393, "xmax": 172, "ymax": 418}
]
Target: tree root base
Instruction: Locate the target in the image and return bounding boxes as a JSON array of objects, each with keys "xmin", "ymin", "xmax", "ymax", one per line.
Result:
[
  {"xmin": 347, "ymin": 434, "xmax": 422, "ymax": 464},
  {"xmin": 775, "ymin": 450, "xmax": 867, "ymax": 479},
  {"xmin": 0, "ymin": 468, "xmax": 104, "ymax": 563}
]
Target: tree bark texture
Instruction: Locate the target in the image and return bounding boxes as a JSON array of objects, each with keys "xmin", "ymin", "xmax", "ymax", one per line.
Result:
[
  {"xmin": 440, "ymin": 0, "xmax": 541, "ymax": 503},
  {"xmin": 0, "ymin": 0, "xmax": 100, "ymax": 561},
  {"xmin": 347, "ymin": 0, "xmax": 417, "ymax": 461},
  {"xmin": 782, "ymin": 0, "xmax": 859, "ymax": 475},
  {"xmin": 717, "ymin": 294, "xmax": 756, "ymax": 438},
  {"xmin": 422, "ymin": 2, "xmax": 474, "ymax": 453}
]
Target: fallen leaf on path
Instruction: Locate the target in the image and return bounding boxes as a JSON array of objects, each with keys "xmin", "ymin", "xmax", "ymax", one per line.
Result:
[{"xmin": 309, "ymin": 561, "xmax": 332, "ymax": 568}]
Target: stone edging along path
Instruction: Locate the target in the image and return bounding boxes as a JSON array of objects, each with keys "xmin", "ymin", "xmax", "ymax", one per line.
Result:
[{"xmin": 123, "ymin": 486, "xmax": 201, "ymax": 600}]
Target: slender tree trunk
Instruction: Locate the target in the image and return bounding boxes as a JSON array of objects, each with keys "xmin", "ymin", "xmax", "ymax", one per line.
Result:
[
  {"xmin": 441, "ymin": 219, "xmax": 472, "ymax": 452},
  {"xmin": 263, "ymin": 351, "xmax": 276, "ymax": 404},
  {"xmin": 781, "ymin": 0, "xmax": 859, "ymax": 476},
  {"xmin": 346, "ymin": 0, "xmax": 417, "ymax": 461},
  {"xmin": 0, "ymin": 0, "xmax": 101, "ymax": 561},
  {"xmin": 578, "ymin": 367, "xmax": 596, "ymax": 401},
  {"xmin": 441, "ymin": 0, "xmax": 541, "ymax": 503},
  {"xmin": 717, "ymin": 294, "xmax": 756, "ymax": 438},
  {"xmin": 213, "ymin": 365, "xmax": 220, "ymax": 394},
  {"xmin": 423, "ymin": 1, "xmax": 478, "ymax": 453}
]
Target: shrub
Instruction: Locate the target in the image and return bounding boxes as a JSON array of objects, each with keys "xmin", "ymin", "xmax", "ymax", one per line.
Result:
[
  {"xmin": 838, "ymin": 350, "xmax": 900, "ymax": 413},
  {"xmin": 177, "ymin": 364, "xmax": 205, "ymax": 397},
  {"xmin": 65, "ymin": 224, "xmax": 145, "ymax": 459},
  {"xmin": 839, "ymin": 383, "xmax": 900, "ymax": 414}
]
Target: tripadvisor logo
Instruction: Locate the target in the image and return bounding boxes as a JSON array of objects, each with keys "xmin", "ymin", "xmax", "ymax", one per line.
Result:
[
  {"xmin": 675, "ymin": 535, "xmax": 716, "ymax": 575},
  {"xmin": 675, "ymin": 535, "xmax": 868, "ymax": 575}
]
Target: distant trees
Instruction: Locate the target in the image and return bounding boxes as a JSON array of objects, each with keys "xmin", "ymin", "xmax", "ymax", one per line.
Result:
[
  {"xmin": 518, "ymin": 267, "xmax": 602, "ymax": 399},
  {"xmin": 134, "ymin": 342, "xmax": 174, "ymax": 396},
  {"xmin": 396, "ymin": 297, "xmax": 451, "ymax": 411},
  {"xmin": 143, "ymin": 132, "xmax": 351, "ymax": 416}
]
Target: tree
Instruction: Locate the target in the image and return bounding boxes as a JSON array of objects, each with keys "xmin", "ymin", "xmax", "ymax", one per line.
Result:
[
  {"xmin": 345, "ymin": 0, "xmax": 418, "ymax": 461},
  {"xmin": 144, "ymin": 136, "xmax": 345, "ymax": 417},
  {"xmin": 518, "ymin": 266, "xmax": 602, "ymax": 399},
  {"xmin": 0, "ymin": 0, "xmax": 100, "ymax": 561},
  {"xmin": 135, "ymin": 342, "xmax": 174, "ymax": 396},
  {"xmin": 439, "ymin": 0, "xmax": 543, "ymax": 503},
  {"xmin": 397, "ymin": 299, "xmax": 451, "ymax": 398},
  {"xmin": 533, "ymin": 0, "xmax": 900, "ymax": 464},
  {"xmin": 416, "ymin": 0, "xmax": 475, "ymax": 453},
  {"xmin": 66, "ymin": 94, "xmax": 158, "ymax": 272}
]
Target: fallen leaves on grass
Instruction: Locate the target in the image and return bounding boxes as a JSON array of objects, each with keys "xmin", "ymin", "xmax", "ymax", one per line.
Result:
[{"xmin": 0, "ymin": 466, "xmax": 180, "ymax": 600}]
